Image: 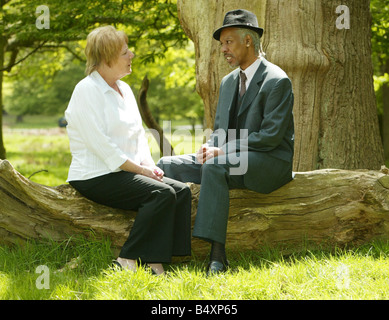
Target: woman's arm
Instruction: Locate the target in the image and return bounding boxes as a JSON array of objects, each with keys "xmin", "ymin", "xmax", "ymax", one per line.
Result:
[{"xmin": 120, "ymin": 159, "xmax": 163, "ymax": 181}]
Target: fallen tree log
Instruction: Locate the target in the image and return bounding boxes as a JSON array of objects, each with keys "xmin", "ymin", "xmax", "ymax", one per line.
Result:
[{"xmin": 1, "ymin": 159, "xmax": 389, "ymax": 257}]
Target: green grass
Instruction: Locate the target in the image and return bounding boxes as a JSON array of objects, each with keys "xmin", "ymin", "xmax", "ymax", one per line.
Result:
[
  {"xmin": 1, "ymin": 236, "xmax": 389, "ymax": 300},
  {"xmin": 4, "ymin": 129, "xmax": 71, "ymax": 186}
]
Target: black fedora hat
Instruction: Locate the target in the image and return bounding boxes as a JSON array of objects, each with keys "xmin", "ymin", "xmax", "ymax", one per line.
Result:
[{"xmin": 213, "ymin": 9, "xmax": 264, "ymax": 41}]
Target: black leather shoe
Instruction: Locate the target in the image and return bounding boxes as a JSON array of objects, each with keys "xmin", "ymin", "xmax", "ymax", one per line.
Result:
[
  {"xmin": 206, "ymin": 260, "xmax": 229, "ymax": 276},
  {"xmin": 112, "ymin": 260, "xmax": 123, "ymax": 270}
]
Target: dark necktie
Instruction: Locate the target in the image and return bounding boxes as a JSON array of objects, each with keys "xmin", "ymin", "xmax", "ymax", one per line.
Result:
[{"xmin": 240, "ymin": 71, "xmax": 247, "ymax": 97}]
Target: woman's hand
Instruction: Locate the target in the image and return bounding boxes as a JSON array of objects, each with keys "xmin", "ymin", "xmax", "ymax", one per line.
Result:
[
  {"xmin": 120, "ymin": 160, "xmax": 164, "ymax": 182},
  {"xmin": 139, "ymin": 165, "xmax": 164, "ymax": 182}
]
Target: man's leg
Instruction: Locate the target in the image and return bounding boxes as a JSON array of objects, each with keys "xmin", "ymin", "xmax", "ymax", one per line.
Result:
[
  {"xmin": 192, "ymin": 154, "xmax": 245, "ymax": 274},
  {"xmin": 192, "ymin": 154, "xmax": 245, "ymax": 244},
  {"xmin": 157, "ymin": 154, "xmax": 202, "ymax": 184}
]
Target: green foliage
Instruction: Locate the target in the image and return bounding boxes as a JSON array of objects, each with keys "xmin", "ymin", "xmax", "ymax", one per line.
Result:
[
  {"xmin": 371, "ymin": 0, "xmax": 389, "ymax": 114},
  {"xmin": 4, "ymin": 53, "xmax": 85, "ymax": 116},
  {"xmin": 2, "ymin": 0, "xmax": 186, "ymax": 48},
  {"xmin": 374, "ymin": 73, "xmax": 389, "ymax": 115},
  {"xmin": 128, "ymin": 43, "xmax": 203, "ymax": 124},
  {"xmin": 2, "ymin": 0, "xmax": 187, "ymax": 70},
  {"xmin": 0, "ymin": 0, "xmax": 194, "ymax": 160},
  {"xmin": 371, "ymin": 0, "xmax": 389, "ymax": 69},
  {"xmin": 2, "ymin": 0, "xmax": 202, "ymax": 126},
  {"xmin": 4, "ymin": 43, "xmax": 203, "ymax": 126}
]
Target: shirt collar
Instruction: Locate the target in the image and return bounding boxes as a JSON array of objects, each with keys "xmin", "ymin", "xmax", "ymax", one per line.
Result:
[
  {"xmin": 240, "ymin": 58, "xmax": 261, "ymax": 84},
  {"xmin": 90, "ymin": 70, "xmax": 119, "ymax": 94}
]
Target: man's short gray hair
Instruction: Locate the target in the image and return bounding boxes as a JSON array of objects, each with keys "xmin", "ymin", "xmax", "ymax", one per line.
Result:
[{"xmin": 236, "ymin": 28, "xmax": 266, "ymax": 58}]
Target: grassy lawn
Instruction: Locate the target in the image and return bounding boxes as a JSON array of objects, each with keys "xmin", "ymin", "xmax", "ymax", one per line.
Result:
[
  {"xmin": 4, "ymin": 128, "xmax": 71, "ymax": 186},
  {"xmin": 1, "ymin": 115, "xmax": 389, "ymax": 300},
  {"xmin": 1, "ymin": 236, "xmax": 389, "ymax": 300}
]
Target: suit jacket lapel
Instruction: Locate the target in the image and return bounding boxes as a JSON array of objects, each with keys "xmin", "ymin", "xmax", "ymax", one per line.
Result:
[
  {"xmin": 238, "ymin": 59, "xmax": 266, "ymax": 117},
  {"xmin": 226, "ymin": 70, "xmax": 240, "ymax": 113},
  {"xmin": 219, "ymin": 70, "xmax": 239, "ymax": 131}
]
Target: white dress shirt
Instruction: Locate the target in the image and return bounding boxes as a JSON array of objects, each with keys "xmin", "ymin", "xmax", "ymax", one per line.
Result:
[
  {"xmin": 65, "ymin": 71, "xmax": 153, "ymax": 181},
  {"xmin": 239, "ymin": 58, "xmax": 262, "ymax": 92}
]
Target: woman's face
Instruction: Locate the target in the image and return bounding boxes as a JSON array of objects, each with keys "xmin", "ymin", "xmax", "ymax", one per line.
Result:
[{"xmin": 111, "ymin": 43, "xmax": 135, "ymax": 79}]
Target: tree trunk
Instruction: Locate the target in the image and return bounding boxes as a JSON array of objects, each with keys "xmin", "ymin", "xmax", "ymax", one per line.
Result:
[
  {"xmin": 177, "ymin": 0, "xmax": 384, "ymax": 171},
  {"xmin": 2, "ymin": 159, "xmax": 389, "ymax": 257},
  {"xmin": 177, "ymin": 0, "xmax": 266, "ymax": 131}
]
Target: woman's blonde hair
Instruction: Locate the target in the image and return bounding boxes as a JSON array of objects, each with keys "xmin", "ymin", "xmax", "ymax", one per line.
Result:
[{"xmin": 85, "ymin": 26, "xmax": 128, "ymax": 75}]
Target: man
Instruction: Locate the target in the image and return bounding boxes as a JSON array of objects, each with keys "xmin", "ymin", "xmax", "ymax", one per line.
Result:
[{"xmin": 158, "ymin": 9, "xmax": 294, "ymax": 275}]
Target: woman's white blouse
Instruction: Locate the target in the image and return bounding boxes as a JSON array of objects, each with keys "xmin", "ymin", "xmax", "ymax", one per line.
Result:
[{"xmin": 65, "ymin": 71, "xmax": 153, "ymax": 182}]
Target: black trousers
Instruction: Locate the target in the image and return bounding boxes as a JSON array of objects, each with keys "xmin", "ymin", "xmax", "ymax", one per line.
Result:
[{"xmin": 69, "ymin": 171, "xmax": 192, "ymax": 263}]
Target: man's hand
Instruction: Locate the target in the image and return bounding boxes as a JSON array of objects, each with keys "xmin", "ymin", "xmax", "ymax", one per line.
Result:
[{"xmin": 196, "ymin": 145, "xmax": 225, "ymax": 164}]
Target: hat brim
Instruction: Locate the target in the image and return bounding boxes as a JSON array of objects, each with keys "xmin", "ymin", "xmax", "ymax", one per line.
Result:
[{"xmin": 213, "ymin": 24, "xmax": 264, "ymax": 41}]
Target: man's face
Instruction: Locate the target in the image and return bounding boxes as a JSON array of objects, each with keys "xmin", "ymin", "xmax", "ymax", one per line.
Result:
[{"xmin": 219, "ymin": 28, "xmax": 251, "ymax": 69}]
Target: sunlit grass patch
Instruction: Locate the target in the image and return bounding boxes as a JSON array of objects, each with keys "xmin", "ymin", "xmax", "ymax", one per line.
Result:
[
  {"xmin": 1, "ymin": 236, "xmax": 389, "ymax": 300},
  {"xmin": 4, "ymin": 130, "xmax": 71, "ymax": 186}
]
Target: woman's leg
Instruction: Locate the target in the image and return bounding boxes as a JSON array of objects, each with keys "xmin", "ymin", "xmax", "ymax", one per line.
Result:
[{"xmin": 69, "ymin": 171, "xmax": 191, "ymax": 265}]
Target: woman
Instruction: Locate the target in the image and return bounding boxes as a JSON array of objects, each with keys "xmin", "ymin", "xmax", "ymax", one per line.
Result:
[{"xmin": 65, "ymin": 26, "xmax": 191, "ymax": 276}]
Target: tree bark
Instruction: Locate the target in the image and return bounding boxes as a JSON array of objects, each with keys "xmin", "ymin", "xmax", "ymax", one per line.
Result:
[
  {"xmin": 177, "ymin": 0, "xmax": 384, "ymax": 171},
  {"xmin": 2, "ymin": 159, "xmax": 389, "ymax": 257},
  {"xmin": 177, "ymin": 0, "xmax": 266, "ymax": 131}
]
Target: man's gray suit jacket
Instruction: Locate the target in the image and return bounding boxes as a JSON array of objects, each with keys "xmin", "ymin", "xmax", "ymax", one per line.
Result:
[{"xmin": 207, "ymin": 58, "xmax": 295, "ymax": 194}]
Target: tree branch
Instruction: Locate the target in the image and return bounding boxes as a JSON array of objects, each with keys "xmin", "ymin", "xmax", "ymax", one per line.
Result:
[
  {"xmin": 1, "ymin": 42, "xmax": 47, "ymax": 72},
  {"xmin": 40, "ymin": 44, "xmax": 86, "ymax": 63},
  {"xmin": 138, "ymin": 76, "xmax": 175, "ymax": 157}
]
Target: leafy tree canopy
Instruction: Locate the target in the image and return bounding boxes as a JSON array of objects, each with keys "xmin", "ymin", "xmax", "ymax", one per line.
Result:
[
  {"xmin": 2, "ymin": 0, "xmax": 187, "ymax": 68},
  {"xmin": 2, "ymin": 0, "xmax": 202, "ymax": 126}
]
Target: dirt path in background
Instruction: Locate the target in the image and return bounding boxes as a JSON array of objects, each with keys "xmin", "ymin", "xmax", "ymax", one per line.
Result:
[{"xmin": 3, "ymin": 127, "xmax": 67, "ymax": 136}]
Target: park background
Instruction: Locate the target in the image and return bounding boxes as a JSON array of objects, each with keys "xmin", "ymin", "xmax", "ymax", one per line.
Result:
[
  {"xmin": 1, "ymin": 0, "xmax": 389, "ymax": 184},
  {"xmin": 1, "ymin": 0, "xmax": 389, "ymax": 300}
]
